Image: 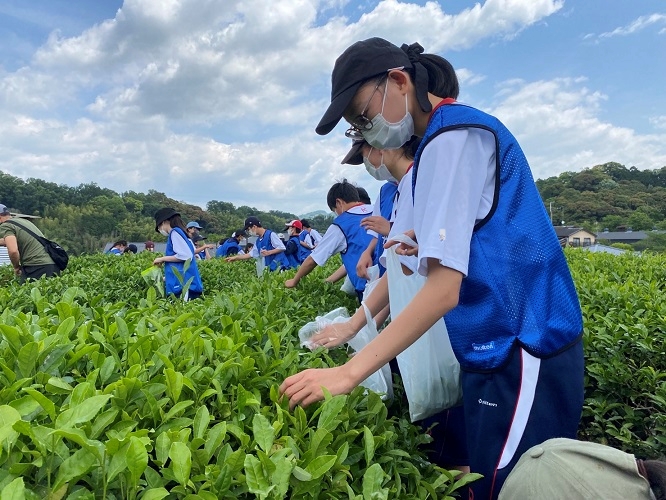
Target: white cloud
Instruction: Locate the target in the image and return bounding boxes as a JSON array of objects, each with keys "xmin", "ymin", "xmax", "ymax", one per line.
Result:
[
  {"xmin": 594, "ymin": 13, "xmax": 666, "ymax": 40},
  {"xmin": 9, "ymin": 0, "xmax": 662, "ymax": 216},
  {"xmin": 649, "ymin": 115, "xmax": 666, "ymax": 130},
  {"xmin": 488, "ymin": 78, "xmax": 666, "ymax": 179}
]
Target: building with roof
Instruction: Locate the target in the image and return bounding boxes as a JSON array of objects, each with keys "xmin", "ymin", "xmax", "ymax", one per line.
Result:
[
  {"xmin": 595, "ymin": 229, "xmax": 666, "ymax": 245},
  {"xmin": 0, "ymin": 247, "xmax": 9, "ymax": 266},
  {"xmin": 553, "ymin": 227, "xmax": 596, "ymax": 248}
]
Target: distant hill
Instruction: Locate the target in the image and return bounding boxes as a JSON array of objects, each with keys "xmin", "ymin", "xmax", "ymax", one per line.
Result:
[{"xmin": 300, "ymin": 210, "xmax": 331, "ymax": 219}]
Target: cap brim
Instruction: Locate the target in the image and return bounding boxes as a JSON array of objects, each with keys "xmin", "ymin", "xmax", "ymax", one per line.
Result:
[
  {"xmin": 315, "ymin": 82, "xmax": 362, "ymax": 136},
  {"xmin": 342, "ymin": 140, "xmax": 365, "ymax": 165}
]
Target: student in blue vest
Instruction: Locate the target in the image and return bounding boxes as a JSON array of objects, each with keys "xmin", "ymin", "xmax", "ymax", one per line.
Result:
[
  {"xmin": 341, "ymin": 133, "xmax": 402, "ymax": 281},
  {"xmin": 193, "ymin": 235, "xmax": 217, "ymax": 260},
  {"xmin": 300, "ymin": 219, "xmax": 322, "ymax": 248},
  {"xmin": 226, "ymin": 216, "xmax": 289, "ymax": 271},
  {"xmin": 280, "ymin": 38, "xmax": 584, "ymax": 500},
  {"xmin": 153, "ymin": 207, "xmax": 203, "ymax": 300},
  {"xmin": 285, "ymin": 180, "xmax": 374, "ymax": 303},
  {"xmin": 216, "ymin": 229, "xmax": 246, "ymax": 258},
  {"xmin": 106, "ymin": 240, "xmax": 128, "ymax": 255},
  {"xmin": 283, "ymin": 220, "xmax": 305, "ymax": 269},
  {"xmin": 292, "ymin": 220, "xmax": 313, "ymax": 262}
]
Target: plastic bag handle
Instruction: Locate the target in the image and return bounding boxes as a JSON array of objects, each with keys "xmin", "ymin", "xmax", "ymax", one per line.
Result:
[{"xmin": 361, "ymin": 302, "xmax": 377, "ymax": 336}]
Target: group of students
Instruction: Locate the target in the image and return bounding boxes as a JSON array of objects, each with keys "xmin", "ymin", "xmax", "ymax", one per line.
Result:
[
  {"xmin": 270, "ymin": 37, "xmax": 662, "ymax": 500},
  {"xmin": 225, "ymin": 217, "xmax": 323, "ymax": 271}
]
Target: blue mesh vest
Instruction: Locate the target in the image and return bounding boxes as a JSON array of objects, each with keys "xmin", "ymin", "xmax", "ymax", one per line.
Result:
[
  {"xmin": 298, "ymin": 231, "xmax": 312, "ymax": 262},
  {"xmin": 413, "ymin": 103, "xmax": 583, "ymax": 371},
  {"xmin": 333, "ymin": 210, "xmax": 375, "ymax": 293},
  {"xmin": 256, "ymin": 229, "xmax": 289, "ymax": 271},
  {"xmin": 216, "ymin": 238, "xmax": 240, "ymax": 257},
  {"xmin": 374, "ymin": 181, "xmax": 399, "ymax": 276},
  {"xmin": 165, "ymin": 227, "xmax": 204, "ymax": 296},
  {"xmin": 285, "ymin": 235, "xmax": 301, "ymax": 269}
]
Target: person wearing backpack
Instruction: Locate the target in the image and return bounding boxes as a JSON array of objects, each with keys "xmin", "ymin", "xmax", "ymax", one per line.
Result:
[{"xmin": 0, "ymin": 203, "xmax": 61, "ymax": 281}]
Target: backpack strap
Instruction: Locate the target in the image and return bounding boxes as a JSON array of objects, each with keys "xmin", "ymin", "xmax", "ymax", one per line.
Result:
[{"xmin": 4, "ymin": 219, "xmax": 48, "ymax": 249}]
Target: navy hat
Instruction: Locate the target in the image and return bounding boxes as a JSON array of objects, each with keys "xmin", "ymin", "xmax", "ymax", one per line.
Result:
[
  {"xmin": 244, "ymin": 216, "xmax": 261, "ymax": 229},
  {"xmin": 154, "ymin": 207, "xmax": 179, "ymax": 231},
  {"xmin": 232, "ymin": 229, "xmax": 247, "ymax": 238},
  {"xmin": 341, "ymin": 137, "xmax": 366, "ymax": 165},
  {"xmin": 125, "ymin": 244, "xmax": 138, "ymax": 254},
  {"xmin": 186, "ymin": 221, "xmax": 202, "ymax": 229},
  {"xmin": 192, "ymin": 234, "xmax": 206, "ymax": 243},
  {"xmin": 315, "ymin": 38, "xmax": 432, "ymax": 135}
]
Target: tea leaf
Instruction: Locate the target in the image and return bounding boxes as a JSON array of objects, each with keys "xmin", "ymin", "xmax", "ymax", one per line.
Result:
[
  {"xmin": 252, "ymin": 414, "xmax": 275, "ymax": 453},
  {"xmin": 169, "ymin": 441, "xmax": 192, "ymax": 487}
]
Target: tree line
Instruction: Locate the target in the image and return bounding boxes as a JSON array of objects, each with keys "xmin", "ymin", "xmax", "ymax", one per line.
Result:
[
  {"xmin": 0, "ymin": 171, "xmax": 333, "ymax": 255},
  {"xmin": 3, "ymin": 161, "xmax": 666, "ymax": 255}
]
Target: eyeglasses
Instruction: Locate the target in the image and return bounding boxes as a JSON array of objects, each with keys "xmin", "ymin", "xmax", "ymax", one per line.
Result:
[
  {"xmin": 348, "ymin": 76, "xmax": 386, "ymax": 132},
  {"xmin": 345, "ymin": 66, "xmax": 405, "ymax": 134}
]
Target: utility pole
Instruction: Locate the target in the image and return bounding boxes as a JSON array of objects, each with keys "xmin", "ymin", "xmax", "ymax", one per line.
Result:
[{"xmin": 549, "ymin": 202, "xmax": 553, "ymax": 225}]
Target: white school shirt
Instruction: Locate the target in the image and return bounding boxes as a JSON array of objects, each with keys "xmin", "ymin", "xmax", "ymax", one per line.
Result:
[
  {"xmin": 170, "ymin": 230, "xmax": 194, "ymax": 261},
  {"xmin": 412, "ymin": 127, "xmax": 496, "ymax": 277},
  {"xmin": 310, "ymin": 204, "xmax": 373, "ymax": 266},
  {"xmin": 309, "ymin": 228, "xmax": 323, "ymax": 245},
  {"xmin": 379, "ymin": 172, "xmax": 418, "ymax": 274}
]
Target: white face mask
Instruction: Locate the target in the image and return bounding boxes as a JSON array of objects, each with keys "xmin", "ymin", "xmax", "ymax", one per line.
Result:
[
  {"xmin": 159, "ymin": 228, "xmax": 169, "ymax": 237},
  {"xmin": 363, "ymin": 150, "xmax": 397, "ymax": 183},
  {"xmin": 362, "ymin": 82, "xmax": 414, "ymax": 150}
]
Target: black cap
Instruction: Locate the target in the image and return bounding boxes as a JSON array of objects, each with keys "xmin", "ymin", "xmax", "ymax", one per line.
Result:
[
  {"xmin": 192, "ymin": 234, "xmax": 206, "ymax": 243},
  {"xmin": 233, "ymin": 229, "xmax": 247, "ymax": 238},
  {"xmin": 316, "ymin": 38, "xmax": 413, "ymax": 136},
  {"xmin": 126, "ymin": 244, "xmax": 138, "ymax": 254},
  {"xmin": 341, "ymin": 137, "xmax": 367, "ymax": 165},
  {"xmin": 244, "ymin": 216, "xmax": 261, "ymax": 229},
  {"xmin": 154, "ymin": 207, "xmax": 180, "ymax": 231}
]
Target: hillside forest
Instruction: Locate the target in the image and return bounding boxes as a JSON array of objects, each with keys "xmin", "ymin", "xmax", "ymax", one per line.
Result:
[{"xmin": 2, "ymin": 161, "xmax": 666, "ymax": 255}]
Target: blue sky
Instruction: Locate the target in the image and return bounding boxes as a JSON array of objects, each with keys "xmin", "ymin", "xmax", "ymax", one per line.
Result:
[{"xmin": 0, "ymin": 0, "xmax": 664, "ymax": 215}]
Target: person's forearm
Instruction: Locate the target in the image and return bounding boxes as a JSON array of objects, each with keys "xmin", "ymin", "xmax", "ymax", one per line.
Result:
[
  {"xmin": 346, "ymin": 264, "xmax": 461, "ymax": 384},
  {"xmin": 291, "ymin": 256, "xmax": 317, "ymax": 283},
  {"xmin": 8, "ymin": 250, "xmax": 21, "ymax": 269},
  {"xmin": 374, "ymin": 304, "xmax": 391, "ymax": 329},
  {"xmin": 348, "ymin": 274, "xmax": 389, "ymax": 331},
  {"xmin": 231, "ymin": 253, "xmax": 252, "ymax": 261},
  {"xmin": 157, "ymin": 255, "xmax": 185, "ymax": 263},
  {"xmin": 325, "ymin": 265, "xmax": 347, "ymax": 283}
]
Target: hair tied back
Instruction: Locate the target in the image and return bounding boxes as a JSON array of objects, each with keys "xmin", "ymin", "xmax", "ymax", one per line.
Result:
[{"xmin": 401, "ymin": 42, "xmax": 425, "ymax": 63}]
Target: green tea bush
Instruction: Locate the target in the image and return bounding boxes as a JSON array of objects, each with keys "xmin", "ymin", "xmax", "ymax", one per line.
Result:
[
  {"xmin": 2, "ymin": 248, "xmax": 665, "ymax": 498},
  {"xmin": 0, "ymin": 255, "xmax": 476, "ymax": 499},
  {"xmin": 570, "ymin": 250, "xmax": 666, "ymax": 458}
]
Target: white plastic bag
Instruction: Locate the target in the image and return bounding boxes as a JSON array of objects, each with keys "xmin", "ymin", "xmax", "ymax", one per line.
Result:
[
  {"xmin": 297, "ymin": 305, "xmax": 393, "ymax": 400},
  {"xmin": 385, "ymin": 238, "xmax": 462, "ymax": 421},
  {"xmin": 347, "ymin": 303, "xmax": 393, "ymax": 400},
  {"xmin": 255, "ymin": 256, "xmax": 265, "ymax": 277},
  {"xmin": 340, "ymin": 275, "xmax": 356, "ymax": 296},
  {"xmin": 361, "ymin": 264, "xmax": 381, "ymax": 302},
  {"xmin": 298, "ymin": 307, "xmax": 349, "ymax": 348}
]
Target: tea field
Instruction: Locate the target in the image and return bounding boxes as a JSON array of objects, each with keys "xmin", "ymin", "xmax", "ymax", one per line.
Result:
[{"xmin": 0, "ymin": 249, "xmax": 665, "ymax": 499}]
